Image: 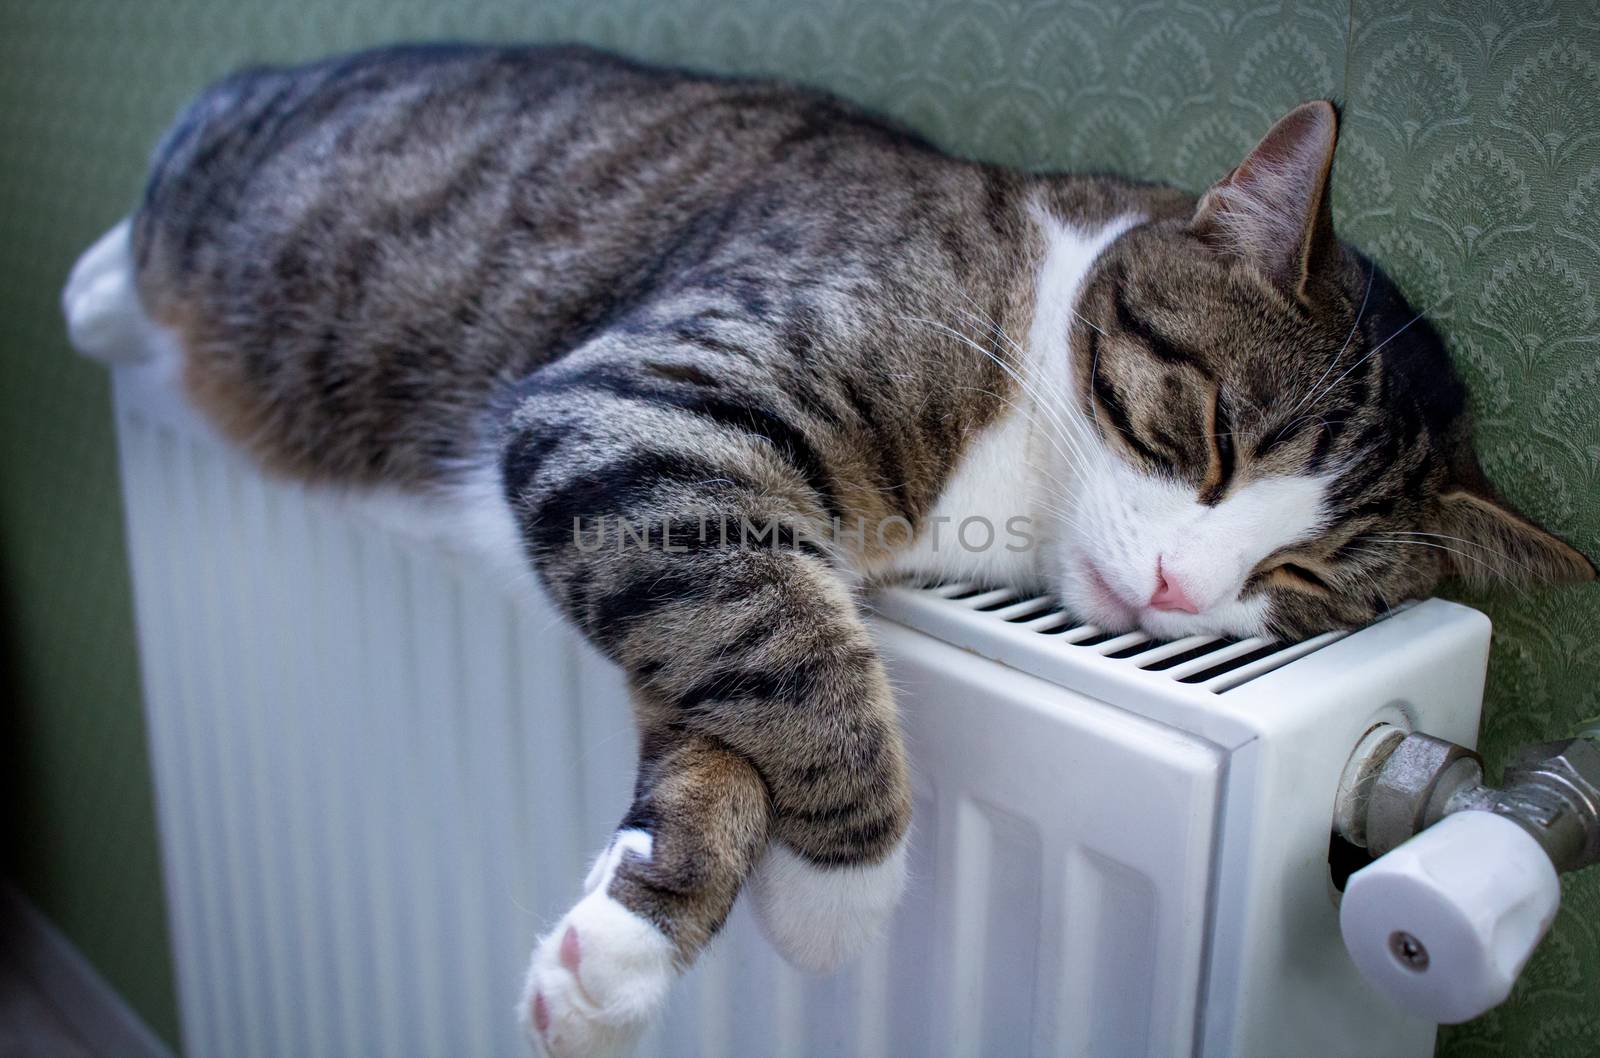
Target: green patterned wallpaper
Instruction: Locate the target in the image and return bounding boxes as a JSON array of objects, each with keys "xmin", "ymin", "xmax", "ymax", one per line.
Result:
[{"xmin": 0, "ymin": 1, "xmax": 1594, "ymax": 1054}]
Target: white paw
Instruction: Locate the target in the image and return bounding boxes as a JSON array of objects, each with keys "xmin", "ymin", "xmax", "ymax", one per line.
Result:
[
  {"xmin": 520, "ymin": 831, "xmax": 677, "ymax": 1058},
  {"xmin": 63, "ymin": 219, "xmax": 131, "ymax": 298},
  {"xmin": 62, "ymin": 218, "xmax": 167, "ymax": 364},
  {"xmin": 748, "ymin": 837, "xmax": 909, "ymax": 973}
]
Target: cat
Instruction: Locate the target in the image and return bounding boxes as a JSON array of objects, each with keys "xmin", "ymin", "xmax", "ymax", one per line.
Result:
[{"xmin": 62, "ymin": 43, "xmax": 1594, "ymax": 1058}]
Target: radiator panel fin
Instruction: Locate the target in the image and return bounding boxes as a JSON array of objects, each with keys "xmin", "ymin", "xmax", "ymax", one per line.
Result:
[{"xmin": 1061, "ymin": 847, "xmax": 1158, "ymax": 1057}]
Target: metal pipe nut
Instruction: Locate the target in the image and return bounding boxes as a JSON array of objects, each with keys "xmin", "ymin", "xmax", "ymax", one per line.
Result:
[{"xmin": 1366, "ymin": 733, "xmax": 1484, "ymax": 857}]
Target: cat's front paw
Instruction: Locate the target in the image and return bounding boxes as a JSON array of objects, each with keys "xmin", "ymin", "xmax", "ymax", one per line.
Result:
[{"xmin": 521, "ymin": 832, "xmax": 677, "ymax": 1058}]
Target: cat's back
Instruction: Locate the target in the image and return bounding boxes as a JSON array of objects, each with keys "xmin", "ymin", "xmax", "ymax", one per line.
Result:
[
  {"xmin": 126, "ymin": 43, "xmax": 964, "ymax": 486},
  {"xmin": 134, "ymin": 42, "xmax": 939, "ymax": 311},
  {"xmin": 137, "ymin": 44, "xmax": 739, "ymax": 303}
]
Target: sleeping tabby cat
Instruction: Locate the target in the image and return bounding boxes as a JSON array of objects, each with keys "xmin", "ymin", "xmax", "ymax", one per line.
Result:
[{"xmin": 63, "ymin": 43, "xmax": 1594, "ymax": 1057}]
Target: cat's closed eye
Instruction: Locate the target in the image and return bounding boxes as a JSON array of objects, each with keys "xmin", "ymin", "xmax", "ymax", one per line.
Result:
[{"xmin": 1249, "ymin": 555, "xmax": 1338, "ymax": 597}]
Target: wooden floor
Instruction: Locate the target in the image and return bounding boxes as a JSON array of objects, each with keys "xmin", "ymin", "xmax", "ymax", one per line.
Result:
[{"xmin": 0, "ymin": 921, "xmax": 98, "ymax": 1058}]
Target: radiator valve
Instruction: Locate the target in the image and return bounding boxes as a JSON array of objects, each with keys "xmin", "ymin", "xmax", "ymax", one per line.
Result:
[{"xmin": 1332, "ymin": 724, "xmax": 1600, "ymax": 1024}]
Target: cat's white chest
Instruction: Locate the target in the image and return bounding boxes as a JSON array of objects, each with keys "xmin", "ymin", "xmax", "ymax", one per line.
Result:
[
  {"xmin": 887, "ymin": 207, "xmax": 1138, "ymax": 590},
  {"xmin": 889, "ymin": 403, "xmax": 1047, "ymax": 586}
]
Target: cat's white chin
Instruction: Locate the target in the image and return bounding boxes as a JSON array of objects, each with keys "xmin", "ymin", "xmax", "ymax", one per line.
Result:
[{"xmin": 1134, "ymin": 599, "xmax": 1272, "ymax": 642}]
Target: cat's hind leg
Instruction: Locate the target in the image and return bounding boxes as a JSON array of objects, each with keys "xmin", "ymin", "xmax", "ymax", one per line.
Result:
[
  {"xmin": 62, "ymin": 218, "xmax": 179, "ymax": 365},
  {"xmin": 747, "ymin": 744, "xmax": 911, "ymax": 974},
  {"xmin": 521, "ymin": 728, "xmax": 769, "ymax": 1058},
  {"xmin": 748, "ymin": 831, "xmax": 909, "ymax": 974}
]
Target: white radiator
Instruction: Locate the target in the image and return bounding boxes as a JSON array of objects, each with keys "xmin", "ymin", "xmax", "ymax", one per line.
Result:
[{"xmin": 110, "ymin": 360, "xmax": 1492, "ymax": 1058}]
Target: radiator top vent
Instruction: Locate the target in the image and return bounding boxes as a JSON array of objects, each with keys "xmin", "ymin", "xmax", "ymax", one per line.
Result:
[{"xmin": 901, "ymin": 581, "xmax": 1356, "ymax": 694}]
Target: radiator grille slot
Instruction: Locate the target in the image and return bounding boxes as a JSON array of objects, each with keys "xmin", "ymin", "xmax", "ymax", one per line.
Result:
[
  {"xmin": 1000, "ymin": 598, "xmax": 1059, "ymax": 623},
  {"xmin": 1176, "ymin": 644, "xmax": 1286, "ymax": 684},
  {"xmin": 904, "ymin": 581, "xmax": 1354, "ymax": 693}
]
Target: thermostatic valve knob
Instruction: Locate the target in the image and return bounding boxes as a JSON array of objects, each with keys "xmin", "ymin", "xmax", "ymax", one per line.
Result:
[{"xmin": 1340, "ymin": 810, "xmax": 1560, "ymax": 1024}]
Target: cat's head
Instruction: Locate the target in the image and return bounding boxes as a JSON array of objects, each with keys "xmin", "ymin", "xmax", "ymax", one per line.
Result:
[{"xmin": 1052, "ymin": 101, "xmax": 1595, "ymax": 641}]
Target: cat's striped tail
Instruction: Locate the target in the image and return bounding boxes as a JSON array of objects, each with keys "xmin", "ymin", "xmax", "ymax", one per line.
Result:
[{"xmin": 62, "ymin": 218, "xmax": 177, "ymax": 365}]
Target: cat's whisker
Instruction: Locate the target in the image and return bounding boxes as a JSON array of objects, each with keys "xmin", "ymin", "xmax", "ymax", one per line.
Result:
[
  {"xmin": 1363, "ymin": 536, "xmax": 1531, "ymax": 599},
  {"xmin": 941, "ymin": 294, "xmax": 1100, "ymax": 455},
  {"xmin": 894, "ymin": 312, "xmax": 1104, "ymax": 477},
  {"xmin": 1339, "ymin": 562, "xmax": 1399, "ymax": 621},
  {"xmin": 1379, "ymin": 530, "xmax": 1540, "ymax": 579},
  {"xmin": 1069, "ymin": 308, "xmax": 1108, "ymax": 338},
  {"xmin": 960, "ymin": 278, "xmax": 1105, "ymax": 342},
  {"xmin": 947, "ymin": 292, "xmax": 1024, "ymax": 353},
  {"xmin": 1030, "ymin": 462, "xmax": 1083, "ymax": 496},
  {"xmin": 1030, "ymin": 489, "xmax": 1086, "ymax": 517},
  {"xmin": 949, "ymin": 293, "xmax": 1110, "ymax": 440},
  {"xmin": 946, "ymin": 383, "xmax": 1094, "ymax": 482},
  {"xmin": 1029, "ymin": 469, "xmax": 1086, "ymax": 509},
  {"xmin": 1282, "ymin": 260, "xmax": 1375, "ymax": 425},
  {"xmin": 1268, "ymin": 409, "xmax": 1339, "ymax": 449},
  {"xmin": 1032, "ymin": 497, "xmax": 1090, "ymax": 536},
  {"xmin": 1011, "ymin": 452, "xmax": 1090, "ymax": 534},
  {"xmin": 1024, "ymin": 473, "xmax": 1088, "ymax": 524},
  {"xmin": 944, "ymin": 299, "xmax": 1108, "ymax": 466},
  {"xmin": 1303, "ymin": 303, "xmax": 1435, "ymax": 421},
  {"xmin": 1031, "ymin": 489, "xmax": 1084, "ymax": 517},
  {"xmin": 1030, "ymin": 499, "xmax": 1089, "ymax": 537},
  {"xmin": 1033, "ymin": 513, "xmax": 1083, "ymax": 534}
]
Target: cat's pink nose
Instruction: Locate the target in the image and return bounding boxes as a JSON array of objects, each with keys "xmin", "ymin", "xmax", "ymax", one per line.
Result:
[{"xmin": 1149, "ymin": 559, "xmax": 1200, "ymax": 614}]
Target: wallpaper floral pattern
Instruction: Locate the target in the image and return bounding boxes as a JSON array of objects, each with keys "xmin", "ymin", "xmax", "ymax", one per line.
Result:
[{"xmin": 0, "ymin": 1, "xmax": 1595, "ymax": 1053}]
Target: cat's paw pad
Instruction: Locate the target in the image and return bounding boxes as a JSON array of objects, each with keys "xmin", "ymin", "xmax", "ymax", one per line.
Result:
[
  {"xmin": 521, "ymin": 899, "xmax": 676, "ymax": 1058},
  {"xmin": 748, "ymin": 838, "xmax": 908, "ymax": 973},
  {"xmin": 520, "ymin": 833, "xmax": 676, "ymax": 1058}
]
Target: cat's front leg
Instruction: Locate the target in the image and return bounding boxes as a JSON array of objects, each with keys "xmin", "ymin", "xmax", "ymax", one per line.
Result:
[{"xmin": 504, "ymin": 362, "xmax": 914, "ymax": 1050}]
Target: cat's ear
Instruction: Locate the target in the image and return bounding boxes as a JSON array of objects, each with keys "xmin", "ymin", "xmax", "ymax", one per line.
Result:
[
  {"xmin": 1190, "ymin": 100, "xmax": 1340, "ymax": 301},
  {"xmin": 1431, "ymin": 483, "xmax": 1597, "ymax": 586}
]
